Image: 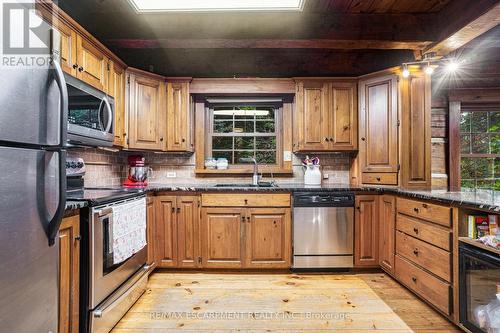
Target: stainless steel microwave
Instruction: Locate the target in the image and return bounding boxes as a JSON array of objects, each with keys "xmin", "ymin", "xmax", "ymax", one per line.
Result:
[{"xmin": 65, "ymin": 73, "xmax": 114, "ymax": 147}]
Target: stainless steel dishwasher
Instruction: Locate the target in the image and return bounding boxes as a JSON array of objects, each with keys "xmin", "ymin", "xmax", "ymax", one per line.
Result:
[{"xmin": 293, "ymin": 192, "xmax": 354, "ymax": 269}]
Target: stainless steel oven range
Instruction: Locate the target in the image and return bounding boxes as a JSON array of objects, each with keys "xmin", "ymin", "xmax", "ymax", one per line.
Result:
[{"xmin": 74, "ymin": 191, "xmax": 149, "ymax": 333}]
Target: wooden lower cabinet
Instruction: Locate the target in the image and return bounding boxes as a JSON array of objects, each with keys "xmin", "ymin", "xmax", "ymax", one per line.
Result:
[
  {"xmin": 155, "ymin": 196, "xmax": 178, "ymax": 267},
  {"xmin": 146, "ymin": 196, "xmax": 156, "ymax": 267},
  {"xmin": 59, "ymin": 214, "xmax": 80, "ymax": 333},
  {"xmin": 378, "ymin": 195, "xmax": 395, "ymax": 274},
  {"xmin": 354, "ymin": 195, "xmax": 379, "ymax": 267},
  {"xmin": 201, "ymin": 208, "xmax": 245, "ymax": 268},
  {"xmin": 245, "ymin": 208, "xmax": 291, "ymax": 269}
]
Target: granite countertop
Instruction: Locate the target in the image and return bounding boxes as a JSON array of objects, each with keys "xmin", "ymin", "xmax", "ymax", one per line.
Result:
[
  {"xmin": 65, "ymin": 182, "xmax": 500, "ymax": 212},
  {"xmin": 146, "ymin": 182, "xmax": 500, "ymax": 212}
]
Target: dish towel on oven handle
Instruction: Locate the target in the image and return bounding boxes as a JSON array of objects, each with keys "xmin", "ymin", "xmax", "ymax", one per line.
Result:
[{"xmin": 111, "ymin": 197, "xmax": 147, "ymax": 265}]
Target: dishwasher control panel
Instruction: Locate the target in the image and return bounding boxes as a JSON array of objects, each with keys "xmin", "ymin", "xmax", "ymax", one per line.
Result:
[{"xmin": 293, "ymin": 192, "xmax": 354, "ymax": 207}]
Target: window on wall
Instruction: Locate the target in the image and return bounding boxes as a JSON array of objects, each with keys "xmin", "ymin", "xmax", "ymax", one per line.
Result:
[
  {"xmin": 459, "ymin": 107, "xmax": 500, "ymax": 190},
  {"xmin": 208, "ymin": 102, "xmax": 280, "ymax": 165}
]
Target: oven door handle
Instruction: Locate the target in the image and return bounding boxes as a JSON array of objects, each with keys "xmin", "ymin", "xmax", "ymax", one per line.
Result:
[{"xmin": 93, "ymin": 264, "xmax": 150, "ymax": 318}]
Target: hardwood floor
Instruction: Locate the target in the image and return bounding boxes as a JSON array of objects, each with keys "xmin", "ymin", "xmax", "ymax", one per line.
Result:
[{"xmin": 113, "ymin": 272, "xmax": 461, "ymax": 332}]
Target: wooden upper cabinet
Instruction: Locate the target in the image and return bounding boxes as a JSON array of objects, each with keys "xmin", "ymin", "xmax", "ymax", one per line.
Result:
[
  {"xmin": 245, "ymin": 208, "xmax": 291, "ymax": 269},
  {"xmin": 378, "ymin": 195, "xmax": 395, "ymax": 274},
  {"xmin": 108, "ymin": 61, "xmax": 126, "ymax": 146},
  {"xmin": 58, "ymin": 215, "xmax": 80, "ymax": 333},
  {"xmin": 358, "ymin": 75, "xmax": 399, "ymax": 175},
  {"xmin": 75, "ymin": 35, "xmax": 108, "ymax": 92},
  {"xmin": 295, "ymin": 80, "xmax": 330, "ymax": 151},
  {"xmin": 354, "ymin": 195, "xmax": 379, "ymax": 267},
  {"xmin": 177, "ymin": 196, "xmax": 201, "ymax": 268},
  {"xmin": 155, "ymin": 196, "xmax": 178, "ymax": 267},
  {"xmin": 53, "ymin": 19, "xmax": 77, "ymax": 76},
  {"xmin": 128, "ymin": 69, "xmax": 166, "ymax": 150},
  {"xmin": 201, "ymin": 208, "xmax": 245, "ymax": 269},
  {"xmin": 400, "ymin": 72, "xmax": 432, "ymax": 189},
  {"xmin": 166, "ymin": 81, "xmax": 192, "ymax": 152},
  {"xmin": 329, "ymin": 83, "xmax": 357, "ymax": 150},
  {"xmin": 295, "ymin": 80, "xmax": 357, "ymax": 151}
]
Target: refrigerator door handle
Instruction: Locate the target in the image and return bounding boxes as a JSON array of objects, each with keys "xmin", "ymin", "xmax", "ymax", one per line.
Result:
[
  {"xmin": 50, "ymin": 57, "xmax": 68, "ymax": 146},
  {"xmin": 46, "ymin": 149, "xmax": 67, "ymax": 246},
  {"xmin": 46, "ymin": 58, "xmax": 68, "ymax": 246}
]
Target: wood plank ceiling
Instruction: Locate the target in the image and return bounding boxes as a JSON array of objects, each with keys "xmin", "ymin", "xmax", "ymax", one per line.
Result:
[{"xmin": 57, "ymin": 0, "xmax": 499, "ymax": 77}]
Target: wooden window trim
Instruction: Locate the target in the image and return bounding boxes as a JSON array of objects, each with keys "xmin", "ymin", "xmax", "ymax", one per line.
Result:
[
  {"xmin": 448, "ymin": 88, "xmax": 500, "ymax": 191},
  {"xmin": 194, "ymin": 95, "xmax": 293, "ymax": 175}
]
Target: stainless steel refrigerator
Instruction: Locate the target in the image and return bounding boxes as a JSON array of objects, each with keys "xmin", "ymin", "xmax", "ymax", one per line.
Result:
[{"xmin": 0, "ymin": 15, "xmax": 68, "ymax": 332}]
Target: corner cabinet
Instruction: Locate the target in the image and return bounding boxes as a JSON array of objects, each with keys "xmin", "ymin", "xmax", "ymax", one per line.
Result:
[
  {"xmin": 358, "ymin": 75, "xmax": 399, "ymax": 185},
  {"xmin": 354, "ymin": 195, "xmax": 379, "ymax": 267},
  {"xmin": 294, "ymin": 80, "xmax": 357, "ymax": 152},
  {"xmin": 59, "ymin": 214, "xmax": 80, "ymax": 333},
  {"xmin": 127, "ymin": 69, "xmax": 166, "ymax": 150}
]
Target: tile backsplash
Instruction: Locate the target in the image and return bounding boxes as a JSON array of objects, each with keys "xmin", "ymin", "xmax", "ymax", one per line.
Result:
[{"xmin": 69, "ymin": 148, "xmax": 351, "ymax": 187}]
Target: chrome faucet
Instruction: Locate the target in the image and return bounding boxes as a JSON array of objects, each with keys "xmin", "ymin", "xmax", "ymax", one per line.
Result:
[{"xmin": 240, "ymin": 157, "xmax": 260, "ymax": 186}]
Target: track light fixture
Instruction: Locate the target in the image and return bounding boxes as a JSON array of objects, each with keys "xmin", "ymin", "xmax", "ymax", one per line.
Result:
[{"xmin": 401, "ymin": 53, "xmax": 460, "ymax": 78}]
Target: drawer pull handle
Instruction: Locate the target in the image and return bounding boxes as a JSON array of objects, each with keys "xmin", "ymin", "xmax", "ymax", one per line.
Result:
[
  {"xmin": 411, "ymin": 276, "xmax": 417, "ymax": 283},
  {"xmin": 241, "ymin": 216, "xmax": 245, "ymax": 222},
  {"xmin": 244, "ymin": 199, "xmax": 248, "ymax": 204},
  {"xmin": 413, "ymin": 207, "xmax": 420, "ymax": 213},
  {"xmin": 422, "ymin": 203, "xmax": 428, "ymax": 208},
  {"xmin": 413, "ymin": 248, "xmax": 419, "ymax": 256},
  {"xmin": 413, "ymin": 228, "xmax": 419, "ymax": 234},
  {"xmin": 376, "ymin": 177, "xmax": 381, "ymax": 181}
]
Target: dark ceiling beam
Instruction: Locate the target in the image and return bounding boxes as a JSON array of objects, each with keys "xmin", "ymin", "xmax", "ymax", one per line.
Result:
[
  {"xmin": 107, "ymin": 39, "xmax": 433, "ymax": 50},
  {"xmin": 425, "ymin": 0, "xmax": 500, "ymax": 56}
]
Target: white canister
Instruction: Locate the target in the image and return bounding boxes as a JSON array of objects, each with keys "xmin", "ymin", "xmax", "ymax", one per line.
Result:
[{"xmin": 304, "ymin": 165, "xmax": 321, "ymax": 185}]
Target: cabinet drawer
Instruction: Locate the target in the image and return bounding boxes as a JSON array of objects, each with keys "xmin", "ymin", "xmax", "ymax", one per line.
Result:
[
  {"xmin": 395, "ymin": 255, "xmax": 450, "ymax": 315},
  {"xmin": 201, "ymin": 193, "xmax": 290, "ymax": 207},
  {"xmin": 362, "ymin": 173, "xmax": 398, "ymax": 185},
  {"xmin": 396, "ymin": 214, "xmax": 451, "ymax": 251},
  {"xmin": 396, "ymin": 231, "xmax": 451, "ymax": 282},
  {"xmin": 397, "ymin": 197, "xmax": 451, "ymax": 227}
]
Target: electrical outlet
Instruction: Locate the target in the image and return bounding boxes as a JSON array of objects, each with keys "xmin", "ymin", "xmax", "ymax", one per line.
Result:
[
  {"xmin": 166, "ymin": 172, "xmax": 176, "ymax": 178},
  {"xmin": 323, "ymin": 173, "xmax": 329, "ymax": 179},
  {"xmin": 283, "ymin": 151, "xmax": 292, "ymax": 162}
]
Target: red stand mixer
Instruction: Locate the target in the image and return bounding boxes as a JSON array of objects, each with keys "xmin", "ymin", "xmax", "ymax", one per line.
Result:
[{"xmin": 123, "ymin": 155, "xmax": 152, "ymax": 188}]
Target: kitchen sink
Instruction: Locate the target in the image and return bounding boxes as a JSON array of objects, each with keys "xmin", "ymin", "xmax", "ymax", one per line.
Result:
[{"xmin": 213, "ymin": 183, "xmax": 278, "ymax": 188}]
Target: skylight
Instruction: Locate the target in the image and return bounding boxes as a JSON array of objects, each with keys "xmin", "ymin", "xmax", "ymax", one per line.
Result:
[{"xmin": 128, "ymin": 0, "xmax": 305, "ymax": 12}]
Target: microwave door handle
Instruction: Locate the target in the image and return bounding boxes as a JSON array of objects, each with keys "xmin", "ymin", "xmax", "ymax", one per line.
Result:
[{"xmin": 102, "ymin": 97, "xmax": 113, "ymax": 133}]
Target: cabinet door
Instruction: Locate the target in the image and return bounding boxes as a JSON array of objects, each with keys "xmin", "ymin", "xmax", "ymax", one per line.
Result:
[
  {"xmin": 176, "ymin": 196, "xmax": 200, "ymax": 268},
  {"xmin": 295, "ymin": 81, "xmax": 330, "ymax": 151},
  {"xmin": 128, "ymin": 72, "xmax": 166, "ymax": 150},
  {"xmin": 358, "ymin": 75, "xmax": 398, "ymax": 173},
  {"xmin": 108, "ymin": 61, "xmax": 126, "ymax": 146},
  {"xmin": 378, "ymin": 195, "xmax": 395, "ymax": 274},
  {"xmin": 166, "ymin": 82, "xmax": 191, "ymax": 151},
  {"xmin": 155, "ymin": 196, "xmax": 177, "ymax": 267},
  {"xmin": 75, "ymin": 35, "xmax": 107, "ymax": 92},
  {"xmin": 245, "ymin": 208, "xmax": 291, "ymax": 269},
  {"xmin": 58, "ymin": 215, "xmax": 80, "ymax": 333},
  {"xmin": 330, "ymin": 83, "xmax": 357, "ymax": 150},
  {"xmin": 400, "ymin": 73, "xmax": 432, "ymax": 189},
  {"xmin": 201, "ymin": 208, "xmax": 245, "ymax": 268},
  {"xmin": 146, "ymin": 196, "xmax": 156, "ymax": 267},
  {"xmin": 53, "ymin": 20, "xmax": 77, "ymax": 76},
  {"xmin": 354, "ymin": 195, "xmax": 379, "ymax": 267}
]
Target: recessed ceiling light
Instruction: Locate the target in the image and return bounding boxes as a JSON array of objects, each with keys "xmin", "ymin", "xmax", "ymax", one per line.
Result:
[{"xmin": 128, "ymin": 0, "xmax": 305, "ymax": 12}]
